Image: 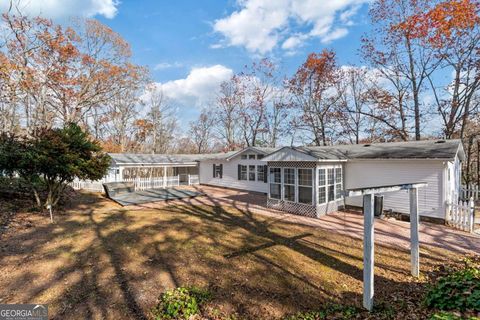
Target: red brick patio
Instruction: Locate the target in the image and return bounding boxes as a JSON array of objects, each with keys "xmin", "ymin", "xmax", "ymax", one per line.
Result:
[{"xmin": 126, "ymin": 185, "xmax": 480, "ymax": 255}]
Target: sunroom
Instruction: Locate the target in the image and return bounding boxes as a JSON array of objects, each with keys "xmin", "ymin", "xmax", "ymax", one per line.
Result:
[{"xmin": 262, "ymin": 147, "xmax": 346, "ymax": 218}]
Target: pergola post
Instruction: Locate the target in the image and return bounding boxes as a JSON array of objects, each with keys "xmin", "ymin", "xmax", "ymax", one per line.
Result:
[
  {"xmin": 409, "ymin": 188, "xmax": 420, "ymax": 277},
  {"xmin": 363, "ymin": 193, "xmax": 375, "ymax": 311}
]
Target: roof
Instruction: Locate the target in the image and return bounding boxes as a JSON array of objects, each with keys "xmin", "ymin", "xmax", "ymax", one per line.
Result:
[
  {"xmin": 109, "ymin": 153, "xmax": 201, "ymax": 165},
  {"xmin": 262, "ymin": 139, "xmax": 465, "ymax": 162},
  {"xmin": 223, "ymin": 146, "xmax": 281, "ymax": 161}
]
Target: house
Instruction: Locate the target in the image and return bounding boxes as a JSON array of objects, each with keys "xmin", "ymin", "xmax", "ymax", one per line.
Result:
[{"xmin": 97, "ymin": 139, "xmax": 464, "ymax": 222}]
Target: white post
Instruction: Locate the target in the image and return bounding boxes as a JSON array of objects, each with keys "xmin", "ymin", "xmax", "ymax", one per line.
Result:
[
  {"xmin": 163, "ymin": 166, "xmax": 167, "ymax": 188},
  {"xmin": 409, "ymin": 188, "xmax": 419, "ymax": 277},
  {"xmin": 363, "ymin": 193, "xmax": 375, "ymax": 311},
  {"xmin": 469, "ymin": 197, "xmax": 475, "ymax": 233}
]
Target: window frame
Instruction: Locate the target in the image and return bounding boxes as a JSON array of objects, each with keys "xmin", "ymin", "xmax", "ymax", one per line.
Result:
[
  {"xmin": 297, "ymin": 168, "xmax": 313, "ymax": 205},
  {"xmin": 240, "ymin": 165, "xmax": 247, "ymax": 181},
  {"xmin": 214, "ymin": 164, "xmax": 222, "ymax": 178},
  {"xmin": 256, "ymin": 165, "xmax": 265, "ymax": 182},
  {"xmin": 317, "ymin": 165, "xmax": 343, "ymax": 204},
  {"xmin": 283, "ymin": 168, "xmax": 296, "ymax": 203},
  {"xmin": 248, "ymin": 165, "xmax": 256, "ymax": 181},
  {"xmin": 268, "ymin": 167, "xmax": 282, "ymax": 200},
  {"xmin": 248, "ymin": 154, "xmax": 256, "ymax": 160}
]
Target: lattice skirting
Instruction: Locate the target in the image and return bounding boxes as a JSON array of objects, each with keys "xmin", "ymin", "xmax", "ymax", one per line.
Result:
[
  {"xmin": 267, "ymin": 198, "xmax": 317, "ymax": 218},
  {"xmin": 268, "ymin": 161, "xmax": 317, "ymax": 168}
]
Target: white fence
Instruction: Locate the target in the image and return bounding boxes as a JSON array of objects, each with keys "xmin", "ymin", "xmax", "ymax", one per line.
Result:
[
  {"xmin": 461, "ymin": 184, "xmax": 479, "ymax": 201},
  {"xmin": 188, "ymin": 174, "xmax": 200, "ymax": 185},
  {"xmin": 70, "ymin": 179, "xmax": 105, "ymax": 192},
  {"xmin": 446, "ymin": 198, "xmax": 475, "ymax": 233}
]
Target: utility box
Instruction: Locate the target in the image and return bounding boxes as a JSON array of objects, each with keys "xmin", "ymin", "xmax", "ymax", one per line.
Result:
[{"xmin": 363, "ymin": 195, "xmax": 384, "ymax": 217}]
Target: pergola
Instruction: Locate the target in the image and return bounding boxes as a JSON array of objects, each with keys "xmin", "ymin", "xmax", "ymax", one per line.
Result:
[{"xmin": 345, "ymin": 182, "xmax": 428, "ymax": 311}]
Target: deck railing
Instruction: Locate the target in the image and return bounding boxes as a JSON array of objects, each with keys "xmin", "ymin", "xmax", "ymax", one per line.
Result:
[
  {"xmin": 70, "ymin": 179, "xmax": 105, "ymax": 192},
  {"xmin": 446, "ymin": 198, "xmax": 475, "ymax": 233},
  {"xmin": 188, "ymin": 174, "xmax": 200, "ymax": 185}
]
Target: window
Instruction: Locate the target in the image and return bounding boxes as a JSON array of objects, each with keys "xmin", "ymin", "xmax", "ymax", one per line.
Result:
[
  {"xmin": 327, "ymin": 168, "xmax": 335, "ymax": 202},
  {"xmin": 318, "ymin": 166, "xmax": 343, "ymax": 203},
  {"xmin": 249, "ymin": 154, "xmax": 256, "ymax": 160},
  {"xmin": 241, "ymin": 155, "xmax": 247, "ymax": 160},
  {"xmin": 214, "ymin": 164, "xmax": 222, "ymax": 178},
  {"xmin": 298, "ymin": 168, "xmax": 313, "ymax": 204},
  {"xmin": 269, "ymin": 168, "xmax": 281, "ymax": 199},
  {"xmin": 249, "ymin": 165, "xmax": 256, "ymax": 181},
  {"xmin": 335, "ymin": 167, "xmax": 342, "ymax": 199},
  {"xmin": 257, "ymin": 154, "xmax": 264, "ymax": 160},
  {"xmin": 257, "ymin": 165, "xmax": 265, "ymax": 182},
  {"xmin": 240, "ymin": 165, "xmax": 247, "ymax": 180},
  {"xmin": 318, "ymin": 168, "xmax": 326, "ymax": 204},
  {"xmin": 283, "ymin": 168, "xmax": 296, "ymax": 202}
]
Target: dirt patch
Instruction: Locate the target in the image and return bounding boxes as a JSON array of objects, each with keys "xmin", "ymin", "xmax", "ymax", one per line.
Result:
[{"xmin": 0, "ymin": 191, "xmax": 471, "ymax": 319}]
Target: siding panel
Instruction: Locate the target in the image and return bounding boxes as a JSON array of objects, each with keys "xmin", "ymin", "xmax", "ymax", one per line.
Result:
[{"xmin": 344, "ymin": 160, "xmax": 446, "ymax": 219}]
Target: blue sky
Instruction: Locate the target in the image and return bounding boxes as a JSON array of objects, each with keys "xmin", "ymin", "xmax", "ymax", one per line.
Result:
[{"xmin": 2, "ymin": 0, "xmax": 374, "ymax": 123}]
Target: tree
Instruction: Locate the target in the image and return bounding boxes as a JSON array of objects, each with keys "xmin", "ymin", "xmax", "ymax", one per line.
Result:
[
  {"xmin": 287, "ymin": 49, "xmax": 341, "ymax": 146},
  {"xmin": 0, "ymin": 123, "xmax": 110, "ymax": 221},
  {"xmin": 362, "ymin": 0, "xmax": 440, "ymax": 141},
  {"xmin": 189, "ymin": 109, "xmax": 215, "ymax": 154},
  {"xmin": 214, "ymin": 78, "xmax": 243, "ymax": 150}
]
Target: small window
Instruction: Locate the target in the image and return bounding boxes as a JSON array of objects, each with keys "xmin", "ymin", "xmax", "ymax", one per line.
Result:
[
  {"xmin": 249, "ymin": 165, "xmax": 256, "ymax": 181},
  {"xmin": 257, "ymin": 165, "xmax": 265, "ymax": 182},
  {"xmin": 241, "ymin": 154, "xmax": 248, "ymax": 160},
  {"xmin": 214, "ymin": 164, "xmax": 222, "ymax": 178},
  {"xmin": 249, "ymin": 154, "xmax": 256, "ymax": 160},
  {"xmin": 335, "ymin": 167, "xmax": 342, "ymax": 199},
  {"xmin": 240, "ymin": 165, "xmax": 247, "ymax": 180},
  {"xmin": 318, "ymin": 168, "xmax": 326, "ymax": 204},
  {"xmin": 257, "ymin": 154, "xmax": 264, "ymax": 160}
]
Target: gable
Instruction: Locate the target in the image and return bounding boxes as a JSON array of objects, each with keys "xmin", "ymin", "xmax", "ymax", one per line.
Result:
[{"xmin": 262, "ymin": 147, "xmax": 318, "ymax": 162}]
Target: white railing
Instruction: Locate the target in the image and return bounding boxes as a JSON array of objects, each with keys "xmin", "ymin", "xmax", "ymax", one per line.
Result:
[
  {"xmin": 70, "ymin": 179, "xmax": 104, "ymax": 192},
  {"xmin": 188, "ymin": 174, "xmax": 199, "ymax": 185},
  {"xmin": 461, "ymin": 184, "xmax": 479, "ymax": 201},
  {"xmin": 166, "ymin": 176, "xmax": 180, "ymax": 187},
  {"xmin": 446, "ymin": 198, "xmax": 475, "ymax": 233}
]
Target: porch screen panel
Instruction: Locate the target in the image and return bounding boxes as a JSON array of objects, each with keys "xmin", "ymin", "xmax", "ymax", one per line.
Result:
[
  {"xmin": 298, "ymin": 168, "xmax": 313, "ymax": 204},
  {"xmin": 327, "ymin": 168, "xmax": 335, "ymax": 201},
  {"xmin": 318, "ymin": 168, "xmax": 326, "ymax": 204},
  {"xmin": 283, "ymin": 168, "xmax": 295, "ymax": 202},
  {"xmin": 335, "ymin": 167, "xmax": 342, "ymax": 199},
  {"xmin": 269, "ymin": 168, "xmax": 281, "ymax": 199}
]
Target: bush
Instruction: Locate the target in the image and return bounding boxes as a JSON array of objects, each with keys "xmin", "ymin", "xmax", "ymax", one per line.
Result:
[
  {"xmin": 425, "ymin": 259, "xmax": 480, "ymax": 312},
  {"xmin": 283, "ymin": 304, "xmax": 358, "ymax": 320},
  {"xmin": 152, "ymin": 286, "xmax": 211, "ymax": 320}
]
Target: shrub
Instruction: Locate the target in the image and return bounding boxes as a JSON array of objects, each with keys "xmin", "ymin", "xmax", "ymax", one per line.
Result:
[
  {"xmin": 283, "ymin": 304, "xmax": 358, "ymax": 320},
  {"xmin": 425, "ymin": 259, "xmax": 480, "ymax": 312},
  {"xmin": 152, "ymin": 286, "xmax": 211, "ymax": 320}
]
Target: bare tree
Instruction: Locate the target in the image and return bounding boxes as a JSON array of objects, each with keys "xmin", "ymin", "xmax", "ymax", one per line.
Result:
[{"xmin": 189, "ymin": 109, "xmax": 215, "ymax": 153}]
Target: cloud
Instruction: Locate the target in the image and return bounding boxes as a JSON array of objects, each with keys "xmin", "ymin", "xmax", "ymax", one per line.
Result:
[
  {"xmin": 153, "ymin": 62, "xmax": 183, "ymax": 71},
  {"xmin": 1, "ymin": 0, "xmax": 119, "ymax": 19},
  {"xmin": 155, "ymin": 65, "xmax": 234, "ymax": 107},
  {"xmin": 212, "ymin": 0, "xmax": 369, "ymax": 54}
]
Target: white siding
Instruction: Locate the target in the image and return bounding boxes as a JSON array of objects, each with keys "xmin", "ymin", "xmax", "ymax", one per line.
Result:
[
  {"xmin": 344, "ymin": 160, "xmax": 446, "ymax": 219},
  {"xmin": 199, "ymin": 156, "xmax": 268, "ymax": 193}
]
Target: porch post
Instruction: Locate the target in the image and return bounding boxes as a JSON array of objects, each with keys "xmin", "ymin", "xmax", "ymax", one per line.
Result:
[
  {"xmin": 409, "ymin": 188, "xmax": 419, "ymax": 277},
  {"xmin": 163, "ymin": 166, "xmax": 167, "ymax": 188},
  {"xmin": 363, "ymin": 193, "xmax": 375, "ymax": 311}
]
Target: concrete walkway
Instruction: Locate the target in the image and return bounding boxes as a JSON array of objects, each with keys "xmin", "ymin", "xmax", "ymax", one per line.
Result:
[{"xmin": 128, "ymin": 185, "xmax": 480, "ymax": 255}]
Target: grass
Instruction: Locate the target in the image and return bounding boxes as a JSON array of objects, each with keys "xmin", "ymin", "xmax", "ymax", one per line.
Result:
[{"xmin": 0, "ymin": 191, "xmax": 471, "ymax": 319}]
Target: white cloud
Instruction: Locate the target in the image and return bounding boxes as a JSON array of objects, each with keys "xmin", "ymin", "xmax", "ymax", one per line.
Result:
[
  {"xmin": 155, "ymin": 65, "xmax": 234, "ymax": 107},
  {"xmin": 321, "ymin": 28, "xmax": 349, "ymax": 44},
  {"xmin": 153, "ymin": 62, "xmax": 183, "ymax": 71},
  {"xmin": 213, "ymin": 0, "xmax": 369, "ymax": 54},
  {"xmin": 1, "ymin": 0, "xmax": 119, "ymax": 19}
]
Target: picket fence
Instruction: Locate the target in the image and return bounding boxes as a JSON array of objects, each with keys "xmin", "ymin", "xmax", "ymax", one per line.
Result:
[
  {"xmin": 461, "ymin": 184, "xmax": 479, "ymax": 201},
  {"xmin": 70, "ymin": 179, "xmax": 105, "ymax": 192},
  {"xmin": 446, "ymin": 198, "xmax": 475, "ymax": 233}
]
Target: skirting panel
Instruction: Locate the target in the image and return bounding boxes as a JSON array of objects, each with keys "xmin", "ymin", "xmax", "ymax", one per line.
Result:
[{"xmin": 267, "ymin": 198, "xmax": 317, "ymax": 218}]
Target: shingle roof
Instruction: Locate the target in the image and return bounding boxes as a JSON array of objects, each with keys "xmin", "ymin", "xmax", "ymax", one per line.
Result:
[
  {"xmin": 293, "ymin": 139, "xmax": 464, "ymax": 161},
  {"xmin": 109, "ymin": 153, "xmax": 200, "ymax": 165}
]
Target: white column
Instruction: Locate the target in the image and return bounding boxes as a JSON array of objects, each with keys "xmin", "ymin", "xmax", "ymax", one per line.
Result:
[
  {"xmin": 163, "ymin": 166, "xmax": 167, "ymax": 188},
  {"xmin": 363, "ymin": 193, "xmax": 375, "ymax": 311},
  {"xmin": 409, "ymin": 188, "xmax": 419, "ymax": 277}
]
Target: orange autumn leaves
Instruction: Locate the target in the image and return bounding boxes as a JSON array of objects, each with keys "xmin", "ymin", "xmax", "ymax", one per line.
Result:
[{"xmin": 395, "ymin": 0, "xmax": 480, "ymax": 47}]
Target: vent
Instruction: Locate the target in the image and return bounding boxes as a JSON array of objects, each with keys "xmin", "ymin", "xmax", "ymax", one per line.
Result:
[{"xmin": 435, "ymin": 140, "xmax": 446, "ymax": 144}]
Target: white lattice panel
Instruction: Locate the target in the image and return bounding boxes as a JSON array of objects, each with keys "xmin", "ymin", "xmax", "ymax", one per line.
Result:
[{"xmin": 267, "ymin": 198, "xmax": 317, "ymax": 218}]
